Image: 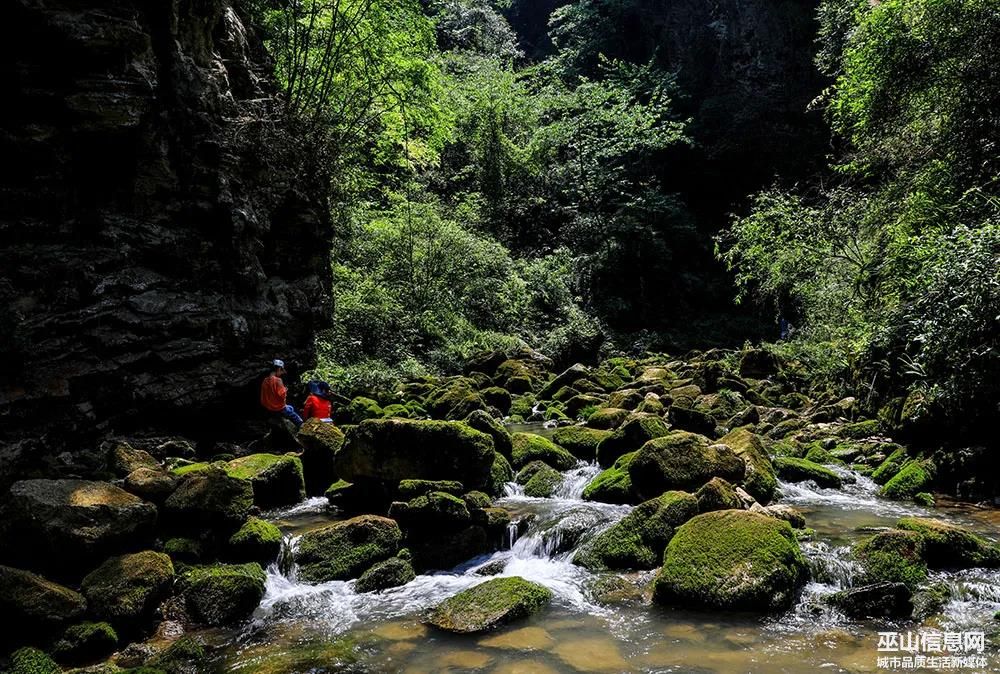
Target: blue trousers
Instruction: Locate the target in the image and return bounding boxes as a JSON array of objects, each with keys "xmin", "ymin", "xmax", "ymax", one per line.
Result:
[{"xmin": 280, "ymin": 404, "xmax": 303, "ymax": 427}]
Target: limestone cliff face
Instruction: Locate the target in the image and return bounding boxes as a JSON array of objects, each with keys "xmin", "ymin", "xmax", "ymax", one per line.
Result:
[{"xmin": 0, "ymin": 1, "xmax": 332, "ymax": 482}]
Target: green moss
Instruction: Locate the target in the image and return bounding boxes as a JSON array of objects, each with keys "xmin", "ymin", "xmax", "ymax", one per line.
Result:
[
  {"xmin": 881, "ymin": 460, "xmax": 934, "ymax": 500},
  {"xmin": 52, "ymin": 621, "xmax": 117, "ymax": 664},
  {"xmin": 389, "ymin": 491, "xmax": 472, "ymax": 529},
  {"xmin": 354, "ymin": 557, "xmax": 416, "ymax": 593},
  {"xmin": 424, "ymin": 383, "xmax": 486, "ymax": 420},
  {"xmin": 515, "ymin": 460, "xmax": 550, "ymax": 484},
  {"xmin": 871, "ymin": 447, "xmax": 910, "ymax": 485},
  {"xmin": 595, "ymin": 414, "xmax": 670, "ymax": 467},
  {"xmin": 575, "ymin": 491, "xmax": 698, "ymax": 570},
  {"xmin": 295, "ymin": 515, "xmax": 403, "ymax": 583},
  {"xmin": 854, "ymin": 530, "xmax": 928, "ymax": 589},
  {"xmin": 425, "ymin": 577, "xmax": 552, "ymax": 633},
  {"xmin": 145, "ymin": 635, "xmax": 206, "ymax": 674},
  {"xmin": 839, "ymin": 419, "xmax": 880, "ymax": 439},
  {"xmin": 170, "ymin": 461, "xmax": 211, "ymax": 476},
  {"xmin": 8, "ymin": 647, "xmax": 60, "ymax": 674},
  {"xmin": 552, "ymin": 426, "xmax": 611, "ymax": 462},
  {"xmin": 510, "ymin": 432, "xmax": 576, "ymax": 470},
  {"xmin": 481, "ymin": 387, "xmax": 513, "ymax": 414},
  {"xmin": 488, "ymin": 453, "xmax": 514, "ymax": 496},
  {"xmin": 508, "ymin": 394, "xmax": 535, "ymax": 419},
  {"xmin": 914, "ymin": 491, "xmax": 935, "ymax": 506},
  {"xmin": 522, "ymin": 464, "xmax": 563, "ymax": 498},
  {"xmin": 179, "ymin": 564, "xmax": 266, "ymax": 626},
  {"xmin": 81, "ymin": 551, "xmax": 174, "ymax": 629},
  {"xmin": 719, "ymin": 427, "xmax": 777, "ymax": 505},
  {"xmin": 695, "ymin": 477, "xmax": 741, "ymax": 512},
  {"xmin": 464, "ymin": 410, "xmax": 513, "ymax": 459},
  {"xmin": 629, "ymin": 431, "xmax": 746, "ymax": 500},
  {"xmin": 163, "ymin": 466, "xmax": 254, "ymax": 529},
  {"xmin": 397, "ymin": 479, "xmax": 465, "ymax": 499},
  {"xmin": 585, "ymin": 407, "xmax": 630, "ymax": 430},
  {"xmin": 462, "ymin": 491, "xmax": 491, "ymax": 510},
  {"xmin": 226, "ymin": 453, "xmax": 306, "ymax": 508},
  {"xmin": 227, "ymin": 517, "xmax": 283, "ymax": 565},
  {"xmin": 803, "ymin": 443, "xmax": 845, "ymax": 466},
  {"xmin": 582, "ymin": 451, "xmax": 636, "ymax": 504},
  {"xmin": 897, "ymin": 517, "xmax": 1000, "ymax": 568},
  {"xmin": 380, "ymin": 403, "xmax": 413, "ymax": 419},
  {"xmin": 0, "ymin": 564, "xmax": 86, "ymax": 638},
  {"xmin": 347, "ymin": 396, "xmax": 383, "ymax": 423},
  {"xmin": 654, "ymin": 510, "xmax": 808, "ymax": 612},
  {"xmin": 773, "ymin": 457, "xmax": 842, "ymax": 489},
  {"xmin": 163, "ymin": 537, "xmax": 203, "ymax": 565}
]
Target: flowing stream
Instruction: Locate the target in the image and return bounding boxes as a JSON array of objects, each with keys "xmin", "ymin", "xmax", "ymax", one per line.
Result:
[{"xmin": 207, "ymin": 438, "xmax": 1000, "ymax": 673}]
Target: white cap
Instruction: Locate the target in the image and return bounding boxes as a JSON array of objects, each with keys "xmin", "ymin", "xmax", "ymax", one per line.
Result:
[{"xmin": 272, "ymin": 359, "xmax": 285, "ymax": 368}]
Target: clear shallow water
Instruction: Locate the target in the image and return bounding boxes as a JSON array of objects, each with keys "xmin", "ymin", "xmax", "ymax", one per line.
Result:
[{"xmin": 208, "ymin": 462, "xmax": 1000, "ymax": 673}]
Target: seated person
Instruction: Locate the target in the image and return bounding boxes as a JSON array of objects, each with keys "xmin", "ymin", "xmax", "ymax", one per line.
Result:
[
  {"xmin": 260, "ymin": 359, "xmax": 303, "ymax": 427},
  {"xmin": 302, "ymin": 381, "xmax": 334, "ymax": 422}
]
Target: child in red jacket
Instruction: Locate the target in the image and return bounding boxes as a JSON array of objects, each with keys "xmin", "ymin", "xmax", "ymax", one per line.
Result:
[{"xmin": 302, "ymin": 381, "xmax": 334, "ymax": 422}]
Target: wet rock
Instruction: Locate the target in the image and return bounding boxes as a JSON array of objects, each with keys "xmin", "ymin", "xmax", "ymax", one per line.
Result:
[
  {"xmin": 226, "ymin": 517, "xmax": 282, "ymax": 565},
  {"xmin": 585, "ymin": 407, "xmax": 631, "ymax": 430},
  {"xmin": 871, "ymin": 446, "xmax": 909, "ymax": 485},
  {"xmin": 826, "ymin": 582, "xmax": 912, "ymax": 619},
  {"xmin": 854, "ymin": 530, "xmax": 927, "ymax": 588},
  {"xmin": 410, "ymin": 524, "xmax": 489, "ymax": 571},
  {"xmin": 0, "ymin": 565, "xmax": 86, "ymax": 646},
  {"xmin": 910, "ymin": 582, "xmax": 951, "ymax": 620},
  {"xmin": 81, "ymin": 551, "xmax": 174, "ymax": 630},
  {"xmin": 510, "ymin": 433, "xmax": 577, "ymax": 470},
  {"xmin": 880, "ymin": 460, "xmax": 934, "ymax": 501},
  {"xmin": 123, "ymin": 467, "xmax": 178, "ymax": 503},
  {"xmin": 474, "ymin": 559, "xmax": 507, "ymax": 576},
  {"xmin": 389, "ymin": 492, "xmax": 472, "ymax": 530},
  {"xmin": 488, "ymin": 453, "xmax": 515, "ymax": 497},
  {"xmin": 897, "ymin": 517, "xmax": 1000, "ymax": 569},
  {"xmin": 522, "ymin": 464, "xmax": 563, "ymax": 498},
  {"xmin": 295, "ymin": 515, "xmax": 403, "ymax": 582},
  {"xmin": 582, "ymin": 451, "xmax": 637, "ymax": 505},
  {"xmin": 696, "ymin": 477, "xmax": 742, "ymax": 512},
  {"xmin": 596, "ymin": 415, "xmax": 671, "ymax": 467},
  {"xmin": 480, "ymin": 387, "xmax": 513, "ymax": 415},
  {"xmin": 164, "ymin": 467, "xmax": 253, "ymax": 531},
  {"xmin": 552, "ymin": 426, "xmax": 612, "ymax": 462},
  {"xmin": 178, "ymin": 563, "xmax": 266, "ymax": 625},
  {"xmin": 355, "ymin": 557, "xmax": 416, "ymax": 593},
  {"xmin": 295, "ymin": 419, "xmax": 346, "ymax": 496},
  {"xmin": 52, "ymin": 621, "xmax": 118, "ymax": 664},
  {"xmin": 336, "ymin": 419, "xmax": 496, "ymax": 490},
  {"xmin": 107, "ymin": 442, "xmax": 160, "ymax": 477},
  {"xmin": 773, "ymin": 457, "xmax": 842, "ymax": 489},
  {"xmin": 718, "ymin": 427, "xmax": 778, "ymax": 505},
  {"xmin": 654, "ymin": 509, "xmax": 808, "ymax": 611},
  {"xmin": 462, "ymin": 490, "xmax": 492, "ymax": 510},
  {"xmin": 575, "ymin": 491, "xmax": 698, "ymax": 570},
  {"xmin": 763, "ymin": 504, "xmax": 806, "ymax": 529},
  {"xmin": 425, "ymin": 577, "xmax": 552, "ymax": 633},
  {"xmin": 565, "ymin": 394, "xmax": 606, "ymax": 418},
  {"xmin": 668, "ymin": 405, "xmax": 719, "ymax": 437},
  {"xmin": 465, "ymin": 410, "xmax": 513, "ymax": 460},
  {"xmin": 629, "ymin": 431, "xmax": 746, "ymax": 500},
  {"xmin": 225, "ymin": 453, "xmax": 306, "ymax": 509},
  {"xmin": 0, "ymin": 479, "xmax": 157, "ymax": 577}
]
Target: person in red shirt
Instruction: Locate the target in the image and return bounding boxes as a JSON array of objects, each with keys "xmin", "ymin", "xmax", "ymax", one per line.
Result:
[
  {"xmin": 302, "ymin": 381, "xmax": 334, "ymax": 422},
  {"xmin": 260, "ymin": 359, "xmax": 302, "ymax": 426}
]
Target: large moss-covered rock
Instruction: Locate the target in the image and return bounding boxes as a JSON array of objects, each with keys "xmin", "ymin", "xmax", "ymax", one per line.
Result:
[
  {"xmin": 510, "ymin": 433, "xmax": 576, "ymax": 470},
  {"xmin": 871, "ymin": 447, "xmax": 909, "ymax": 485},
  {"xmin": 585, "ymin": 407, "xmax": 630, "ymax": 430},
  {"xmin": 695, "ymin": 477, "xmax": 741, "ymax": 512},
  {"xmin": 164, "ymin": 466, "xmax": 253, "ymax": 530},
  {"xmin": 6, "ymin": 647, "xmax": 60, "ymax": 674},
  {"xmin": 719, "ymin": 428, "xmax": 778, "ymax": 505},
  {"xmin": 397, "ymin": 479, "xmax": 465, "ymax": 499},
  {"xmin": 465, "ymin": 410, "xmax": 513, "ymax": 459},
  {"xmin": 226, "ymin": 517, "xmax": 283, "ymax": 565},
  {"xmin": 595, "ymin": 415, "xmax": 670, "ymax": 467},
  {"xmin": 522, "ymin": 464, "xmax": 563, "ymax": 498},
  {"xmin": 582, "ymin": 452, "xmax": 637, "ymax": 505},
  {"xmin": 425, "ymin": 577, "xmax": 552, "ymax": 633},
  {"xmin": 480, "ymin": 387, "xmax": 513, "ymax": 415},
  {"xmin": 389, "ymin": 492, "xmax": 472, "ymax": 530},
  {"xmin": 668, "ymin": 405, "xmax": 718, "ymax": 437},
  {"xmin": 897, "ymin": 517, "xmax": 1000, "ymax": 569},
  {"xmin": 654, "ymin": 510, "xmax": 808, "ymax": 612},
  {"xmin": 335, "ymin": 419, "xmax": 496, "ymax": 490},
  {"xmin": 179, "ymin": 563, "xmax": 266, "ymax": 625},
  {"xmin": 773, "ymin": 457, "xmax": 842, "ymax": 489},
  {"xmin": 880, "ymin": 460, "xmax": 934, "ymax": 500},
  {"xmin": 0, "ymin": 565, "xmax": 86, "ymax": 645},
  {"xmin": 295, "ymin": 515, "xmax": 403, "ymax": 582},
  {"xmin": 295, "ymin": 419, "xmax": 346, "ymax": 495},
  {"xmin": 854, "ymin": 530, "xmax": 927, "ymax": 589},
  {"xmin": 81, "ymin": 551, "xmax": 174, "ymax": 629},
  {"xmin": 575, "ymin": 491, "xmax": 698, "ymax": 570},
  {"xmin": 538, "ymin": 364, "xmax": 590, "ymax": 400},
  {"xmin": 354, "ymin": 556, "xmax": 415, "ymax": 593},
  {"xmin": 226, "ymin": 453, "xmax": 306, "ymax": 509},
  {"xmin": 552, "ymin": 426, "xmax": 612, "ymax": 462},
  {"xmin": 487, "ymin": 453, "xmax": 514, "ymax": 497},
  {"xmin": 52, "ymin": 621, "xmax": 118, "ymax": 664},
  {"xmin": 0, "ymin": 479, "xmax": 157, "ymax": 577},
  {"xmin": 628, "ymin": 432, "xmax": 746, "ymax": 501}
]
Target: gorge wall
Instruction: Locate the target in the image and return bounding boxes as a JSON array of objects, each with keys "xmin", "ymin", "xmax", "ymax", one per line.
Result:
[{"xmin": 0, "ymin": 0, "xmax": 332, "ymax": 484}]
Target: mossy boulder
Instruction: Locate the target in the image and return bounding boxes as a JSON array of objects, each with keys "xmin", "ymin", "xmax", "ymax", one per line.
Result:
[
  {"xmin": 179, "ymin": 563, "xmax": 266, "ymax": 626},
  {"xmin": 81, "ymin": 551, "xmax": 174, "ymax": 629},
  {"xmin": 123, "ymin": 467, "xmax": 177, "ymax": 503},
  {"xmin": 897, "ymin": 517, "xmax": 1000, "ymax": 569},
  {"xmin": 295, "ymin": 515, "xmax": 403, "ymax": 582},
  {"xmin": 565, "ymin": 394, "xmax": 606, "ymax": 419},
  {"xmin": 552, "ymin": 426, "xmax": 611, "ymax": 462},
  {"xmin": 164, "ymin": 466, "xmax": 254, "ymax": 530},
  {"xmin": 515, "ymin": 460, "xmax": 552, "ymax": 485},
  {"xmin": 335, "ymin": 419, "xmax": 496, "ymax": 491},
  {"xmin": 0, "ymin": 479, "xmax": 158, "ymax": 578},
  {"xmin": 7, "ymin": 647, "xmax": 60, "ymax": 674},
  {"xmin": 345, "ymin": 396, "xmax": 383, "ymax": 423},
  {"xmin": 225, "ymin": 453, "xmax": 306, "ymax": 509},
  {"xmin": 510, "ymin": 433, "xmax": 576, "ymax": 470},
  {"xmin": 668, "ymin": 405, "xmax": 718, "ymax": 437},
  {"xmin": 0, "ymin": 565, "xmax": 86, "ymax": 644},
  {"xmin": 719, "ymin": 427, "xmax": 778, "ymax": 505},
  {"xmin": 839, "ymin": 419, "xmax": 880, "ymax": 439},
  {"xmin": 773, "ymin": 457, "xmax": 842, "ymax": 489},
  {"xmin": 481, "ymin": 387, "xmax": 513, "ymax": 415},
  {"xmin": 108, "ymin": 442, "xmax": 160, "ymax": 477},
  {"xmin": 487, "ymin": 453, "xmax": 514, "ymax": 497},
  {"xmin": 465, "ymin": 410, "xmax": 513, "ymax": 459},
  {"xmin": 654, "ymin": 510, "xmax": 808, "ymax": 612},
  {"xmin": 462, "ymin": 491, "xmax": 492, "ymax": 510},
  {"xmin": 880, "ymin": 460, "xmax": 934, "ymax": 500},
  {"xmin": 425, "ymin": 577, "xmax": 552, "ymax": 634},
  {"xmin": 52, "ymin": 621, "xmax": 118, "ymax": 664},
  {"xmin": 537, "ymin": 364, "xmax": 590, "ymax": 400},
  {"xmin": 854, "ymin": 530, "xmax": 927, "ymax": 589},
  {"xmin": 871, "ymin": 447, "xmax": 910, "ymax": 485},
  {"xmin": 585, "ymin": 407, "xmax": 630, "ymax": 430},
  {"xmin": 226, "ymin": 517, "xmax": 283, "ymax": 565},
  {"xmin": 295, "ymin": 419, "xmax": 346, "ymax": 495},
  {"xmin": 397, "ymin": 479, "xmax": 465, "ymax": 499},
  {"xmin": 595, "ymin": 415, "xmax": 670, "ymax": 467},
  {"xmin": 628, "ymin": 431, "xmax": 746, "ymax": 501},
  {"xmin": 354, "ymin": 557, "xmax": 416, "ymax": 593},
  {"xmin": 389, "ymin": 492, "xmax": 472, "ymax": 530},
  {"xmin": 163, "ymin": 537, "xmax": 204, "ymax": 565},
  {"xmin": 143, "ymin": 635, "xmax": 207, "ymax": 672},
  {"xmin": 522, "ymin": 464, "xmax": 563, "ymax": 498},
  {"xmin": 582, "ymin": 452, "xmax": 637, "ymax": 505},
  {"xmin": 575, "ymin": 491, "xmax": 698, "ymax": 570},
  {"xmin": 695, "ymin": 477, "xmax": 741, "ymax": 512}
]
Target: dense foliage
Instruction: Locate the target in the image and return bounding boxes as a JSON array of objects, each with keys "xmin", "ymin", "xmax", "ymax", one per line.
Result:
[{"xmin": 720, "ymin": 0, "xmax": 1000, "ymax": 443}]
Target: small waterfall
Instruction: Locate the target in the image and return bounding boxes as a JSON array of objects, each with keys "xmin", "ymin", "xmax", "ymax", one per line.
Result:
[
  {"xmin": 801, "ymin": 541, "xmax": 860, "ymax": 589},
  {"xmin": 554, "ymin": 462, "xmax": 602, "ymax": 500}
]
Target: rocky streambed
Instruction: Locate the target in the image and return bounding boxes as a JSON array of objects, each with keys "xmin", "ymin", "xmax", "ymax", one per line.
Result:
[{"xmin": 2, "ymin": 348, "xmax": 999, "ymax": 673}]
